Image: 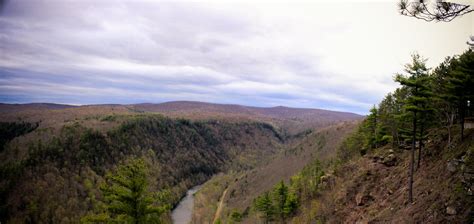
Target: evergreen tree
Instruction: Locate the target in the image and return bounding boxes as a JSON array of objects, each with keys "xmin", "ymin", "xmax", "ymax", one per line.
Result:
[
  {"xmin": 395, "ymin": 54, "xmax": 430, "ymax": 203},
  {"xmin": 254, "ymin": 192, "xmax": 274, "ymax": 224},
  {"xmin": 432, "ymin": 57, "xmax": 458, "ymax": 146},
  {"xmin": 365, "ymin": 106, "xmax": 379, "ymax": 149},
  {"xmin": 272, "ymin": 181, "xmax": 288, "ymax": 222},
  {"xmin": 378, "ymin": 93, "xmax": 401, "ymax": 147},
  {"xmin": 82, "ymin": 158, "xmax": 170, "ymax": 224},
  {"xmin": 283, "ymin": 190, "xmax": 298, "ymax": 217},
  {"xmin": 447, "ymin": 50, "xmax": 474, "ymax": 141}
]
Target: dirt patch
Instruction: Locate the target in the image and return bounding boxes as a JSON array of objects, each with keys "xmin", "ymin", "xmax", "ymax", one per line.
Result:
[{"xmin": 316, "ymin": 130, "xmax": 474, "ymax": 223}]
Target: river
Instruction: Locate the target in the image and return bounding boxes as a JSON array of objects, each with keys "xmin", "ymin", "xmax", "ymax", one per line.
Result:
[{"xmin": 171, "ymin": 185, "xmax": 202, "ymax": 224}]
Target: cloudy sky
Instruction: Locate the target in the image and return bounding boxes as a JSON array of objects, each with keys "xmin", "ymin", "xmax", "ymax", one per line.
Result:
[{"xmin": 0, "ymin": 0, "xmax": 472, "ymax": 114}]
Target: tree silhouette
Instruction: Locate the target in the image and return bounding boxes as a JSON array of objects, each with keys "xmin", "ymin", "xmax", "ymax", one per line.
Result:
[{"xmin": 399, "ymin": 0, "xmax": 473, "ymax": 22}]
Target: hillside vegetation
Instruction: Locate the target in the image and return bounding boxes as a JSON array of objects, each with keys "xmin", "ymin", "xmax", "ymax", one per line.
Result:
[
  {"xmin": 0, "ymin": 114, "xmax": 285, "ymax": 223},
  {"xmin": 243, "ymin": 50, "xmax": 473, "ymax": 223},
  {"xmin": 191, "ymin": 121, "xmax": 359, "ymax": 223},
  {"xmin": 0, "ymin": 102, "xmax": 359, "ymax": 223}
]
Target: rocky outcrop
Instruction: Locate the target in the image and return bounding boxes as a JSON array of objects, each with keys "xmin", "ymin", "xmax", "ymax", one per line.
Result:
[
  {"xmin": 446, "ymin": 206, "xmax": 457, "ymax": 215},
  {"xmin": 355, "ymin": 192, "xmax": 374, "ymax": 206},
  {"xmin": 371, "ymin": 149, "xmax": 398, "ymax": 167}
]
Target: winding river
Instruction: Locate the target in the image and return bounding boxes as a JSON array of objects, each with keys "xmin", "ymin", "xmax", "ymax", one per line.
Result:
[{"xmin": 171, "ymin": 185, "xmax": 202, "ymax": 224}]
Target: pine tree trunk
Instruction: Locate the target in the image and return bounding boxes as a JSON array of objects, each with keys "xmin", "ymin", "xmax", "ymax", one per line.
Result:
[
  {"xmin": 447, "ymin": 126, "xmax": 451, "ymax": 146},
  {"xmin": 461, "ymin": 99, "xmax": 465, "ymax": 141},
  {"xmin": 409, "ymin": 111, "xmax": 417, "ymax": 203},
  {"xmin": 446, "ymin": 111, "xmax": 454, "ymax": 146},
  {"xmin": 417, "ymin": 121, "xmax": 424, "ymax": 169},
  {"xmin": 461, "ymin": 111, "xmax": 465, "ymax": 141},
  {"xmin": 374, "ymin": 114, "xmax": 378, "ymax": 148}
]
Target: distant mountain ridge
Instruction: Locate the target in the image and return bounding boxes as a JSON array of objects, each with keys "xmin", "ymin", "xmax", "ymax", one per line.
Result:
[
  {"xmin": 0, "ymin": 101, "xmax": 363, "ymax": 134},
  {"xmin": 131, "ymin": 101, "xmax": 362, "ymax": 118},
  {"xmin": 131, "ymin": 101, "xmax": 363, "ymax": 134},
  {"xmin": 0, "ymin": 103, "xmax": 76, "ymax": 112}
]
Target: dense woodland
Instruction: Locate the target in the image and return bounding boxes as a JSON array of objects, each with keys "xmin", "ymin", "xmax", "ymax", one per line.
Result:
[{"xmin": 0, "ymin": 115, "xmax": 284, "ymax": 223}]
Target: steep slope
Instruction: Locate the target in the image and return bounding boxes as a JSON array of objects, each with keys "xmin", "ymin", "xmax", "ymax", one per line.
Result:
[
  {"xmin": 290, "ymin": 129, "xmax": 473, "ymax": 223},
  {"xmin": 0, "ymin": 115, "xmax": 284, "ymax": 223},
  {"xmin": 0, "ymin": 102, "xmax": 362, "ymax": 223},
  {"xmin": 192, "ymin": 121, "xmax": 359, "ymax": 223}
]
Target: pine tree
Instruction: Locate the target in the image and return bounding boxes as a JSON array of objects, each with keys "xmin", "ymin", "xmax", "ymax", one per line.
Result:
[
  {"xmin": 379, "ymin": 93, "xmax": 402, "ymax": 147},
  {"xmin": 82, "ymin": 158, "xmax": 170, "ymax": 224},
  {"xmin": 254, "ymin": 192, "xmax": 274, "ymax": 224},
  {"xmin": 395, "ymin": 54, "xmax": 430, "ymax": 203},
  {"xmin": 447, "ymin": 50, "xmax": 474, "ymax": 141},
  {"xmin": 272, "ymin": 181, "xmax": 289, "ymax": 222},
  {"xmin": 432, "ymin": 57, "xmax": 458, "ymax": 146},
  {"xmin": 366, "ymin": 106, "xmax": 379, "ymax": 149},
  {"xmin": 283, "ymin": 190, "xmax": 298, "ymax": 217}
]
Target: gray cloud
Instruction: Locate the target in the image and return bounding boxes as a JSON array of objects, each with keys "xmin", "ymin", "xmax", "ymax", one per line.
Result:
[{"xmin": 0, "ymin": 0, "xmax": 472, "ymax": 114}]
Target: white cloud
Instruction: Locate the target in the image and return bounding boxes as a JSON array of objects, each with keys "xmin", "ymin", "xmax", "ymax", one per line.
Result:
[{"xmin": 0, "ymin": 0, "xmax": 472, "ymax": 114}]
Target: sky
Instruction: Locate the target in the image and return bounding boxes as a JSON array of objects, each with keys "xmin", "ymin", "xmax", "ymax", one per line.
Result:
[{"xmin": 0, "ymin": 0, "xmax": 472, "ymax": 114}]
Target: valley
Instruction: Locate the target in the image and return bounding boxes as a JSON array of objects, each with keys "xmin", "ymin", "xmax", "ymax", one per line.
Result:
[
  {"xmin": 0, "ymin": 101, "xmax": 362, "ymax": 223},
  {"xmin": 1, "ymin": 0, "xmax": 473, "ymax": 223}
]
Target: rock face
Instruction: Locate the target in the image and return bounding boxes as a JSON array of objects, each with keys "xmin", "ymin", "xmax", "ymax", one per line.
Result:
[
  {"xmin": 446, "ymin": 206, "xmax": 457, "ymax": 215},
  {"xmin": 382, "ymin": 153, "xmax": 397, "ymax": 167},
  {"xmin": 460, "ymin": 151, "xmax": 474, "ymax": 195},
  {"xmin": 320, "ymin": 174, "xmax": 335, "ymax": 189},
  {"xmin": 447, "ymin": 160, "xmax": 458, "ymax": 173},
  {"xmin": 371, "ymin": 151, "xmax": 398, "ymax": 167},
  {"xmin": 356, "ymin": 192, "xmax": 374, "ymax": 206}
]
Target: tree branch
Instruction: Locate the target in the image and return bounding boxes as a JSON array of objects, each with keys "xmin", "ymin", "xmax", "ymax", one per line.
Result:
[{"xmin": 399, "ymin": 0, "xmax": 473, "ymax": 22}]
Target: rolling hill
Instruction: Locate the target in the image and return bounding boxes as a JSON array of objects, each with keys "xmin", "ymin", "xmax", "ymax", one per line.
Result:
[{"xmin": 0, "ymin": 101, "xmax": 362, "ymax": 223}]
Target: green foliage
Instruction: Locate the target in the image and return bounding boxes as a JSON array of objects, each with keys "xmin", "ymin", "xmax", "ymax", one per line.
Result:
[
  {"xmin": 1, "ymin": 115, "xmax": 284, "ymax": 223},
  {"xmin": 230, "ymin": 210, "xmax": 243, "ymax": 222},
  {"xmin": 283, "ymin": 190, "xmax": 298, "ymax": 217},
  {"xmin": 337, "ymin": 120, "xmax": 370, "ymax": 160},
  {"xmin": 253, "ymin": 160, "xmax": 325, "ymax": 222},
  {"xmin": 272, "ymin": 181, "xmax": 288, "ymax": 220},
  {"xmin": 337, "ymin": 51, "xmax": 472, "ymax": 204},
  {"xmin": 254, "ymin": 192, "xmax": 274, "ymax": 223},
  {"xmin": 100, "ymin": 115, "xmax": 117, "ymax": 122},
  {"xmin": 78, "ymin": 129, "xmax": 110, "ymax": 172},
  {"xmin": 0, "ymin": 121, "xmax": 38, "ymax": 152},
  {"xmin": 82, "ymin": 158, "xmax": 170, "ymax": 224},
  {"xmin": 445, "ymin": 50, "xmax": 474, "ymax": 139}
]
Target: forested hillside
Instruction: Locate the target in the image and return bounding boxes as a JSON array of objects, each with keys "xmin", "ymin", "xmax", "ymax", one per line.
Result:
[
  {"xmin": 0, "ymin": 102, "xmax": 361, "ymax": 223},
  {"xmin": 192, "ymin": 121, "xmax": 358, "ymax": 223},
  {"xmin": 244, "ymin": 50, "xmax": 473, "ymax": 223},
  {"xmin": 0, "ymin": 114, "xmax": 286, "ymax": 223},
  {"xmin": 0, "ymin": 0, "xmax": 471, "ymax": 223}
]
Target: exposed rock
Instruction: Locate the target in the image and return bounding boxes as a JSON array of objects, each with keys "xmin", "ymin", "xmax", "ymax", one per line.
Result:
[
  {"xmin": 371, "ymin": 151, "xmax": 398, "ymax": 166},
  {"xmin": 446, "ymin": 206, "xmax": 457, "ymax": 215},
  {"xmin": 447, "ymin": 160, "xmax": 458, "ymax": 173},
  {"xmin": 371, "ymin": 155, "xmax": 382, "ymax": 163},
  {"xmin": 382, "ymin": 153, "xmax": 397, "ymax": 166},
  {"xmin": 320, "ymin": 174, "xmax": 335, "ymax": 189},
  {"xmin": 356, "ymin": 192, "xmax": 373, "ymax": 206}
]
